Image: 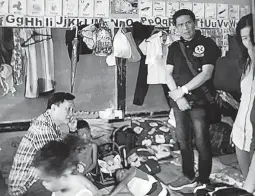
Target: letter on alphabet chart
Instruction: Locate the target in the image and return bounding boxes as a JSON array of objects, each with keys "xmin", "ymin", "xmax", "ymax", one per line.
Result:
[
  {"xmin": 148, "ymin": 19, "xmax": 154, "ymax": 25},
  {"xmin": 126, "ymin": 19, "xmax": 133, "ymax": 27},
  {"xmin": 140, "ymin": 17, "xmax": 147, "ymax": 23},
  {"xmin": 35, "ymin": 18, "xmax": 43, "ymax": 27},
  {"xmin": 17, "ymin": 17, "xmax": 24, "ymax": 26},
  {"xmin": 25, "ymin": 17, "xmax": 34, "ymax": 26},
  {"xmin": 155, "ymin": 17, "xmax": 161, "ymax": 25},
  {"xmin": 6, "ymin": 15, "xmax": 15, "ymax": 23}
]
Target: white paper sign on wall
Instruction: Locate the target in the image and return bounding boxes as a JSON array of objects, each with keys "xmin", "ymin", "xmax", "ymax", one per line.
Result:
[
  {"xmin": 9, "ymin": 0, "xmax": 26, "ymax": 15},
  {"xmin": 45, "ymin": 0, "xmax": 63, "ymax": 16},
  {"xmin": 0, "ymin": 0, "xmax": 9, "ymax": 15},
  {"xmin": 79, "ymin": 0, "xmax": 94, "ymax": 17},
  {"xmin": 63, "ymin": 0, "xmax": 79, "ymax": 17},
  {"xmin": 27, "ymin": 0, "xmax": 45, "ymax": 16},
  {"xmin": 153, "ymin": 0, "xmax": 166, "ymax": 17}
]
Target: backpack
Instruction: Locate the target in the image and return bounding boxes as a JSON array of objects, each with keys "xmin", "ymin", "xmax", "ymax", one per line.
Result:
[{"xmin": 194, "ymin": 183, "xmax": 253, "ymax": 196}]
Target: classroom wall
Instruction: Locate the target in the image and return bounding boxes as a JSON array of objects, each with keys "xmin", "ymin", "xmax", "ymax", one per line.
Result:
[
  {"xmin": 0, "ymin": 0, "xmax": 252, "ymax": 123},
  {"xmin": 0, "ymin": 29, "xmax": 116, "ymax": 122}
]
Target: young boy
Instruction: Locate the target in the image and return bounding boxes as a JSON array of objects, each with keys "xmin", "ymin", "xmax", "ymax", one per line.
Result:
[{"xmin": 33, "ymin": 136, "xmax": 101, "ymax": 196}]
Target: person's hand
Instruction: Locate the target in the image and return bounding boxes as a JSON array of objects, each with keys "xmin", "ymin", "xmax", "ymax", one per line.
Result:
[
  {"xmin": 176, "ymin": 97, "xmax": 191, "ymax": 111},
  {"xmin": 168, "ymin": 88, "xmax": 185, "ymax": 102},
  {"xmin": 68, "ymin": 116, "xmax": 77, "ymax": 133}
]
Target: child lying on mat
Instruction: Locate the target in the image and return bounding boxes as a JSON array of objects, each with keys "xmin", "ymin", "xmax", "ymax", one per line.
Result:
[
  {"xmin": 107, "ymin": 167, "xmax": 169, "ymax": 196},
  {"xmin": 32, "ymin": 135, "xmax": 101, "ymax": 196}
]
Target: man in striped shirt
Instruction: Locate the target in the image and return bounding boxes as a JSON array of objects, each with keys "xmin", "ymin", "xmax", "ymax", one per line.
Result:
[{"xmin": 7, "ymin": 92, "xmax": 77, "ymax": 196}]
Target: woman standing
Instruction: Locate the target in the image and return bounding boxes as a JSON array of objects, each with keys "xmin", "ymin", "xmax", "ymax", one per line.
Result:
[{"xmin": 231, "ymin": 13, "xmax": 255, "ymax": 179}]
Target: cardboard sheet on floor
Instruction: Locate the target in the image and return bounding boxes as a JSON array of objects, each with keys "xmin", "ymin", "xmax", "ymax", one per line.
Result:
[{"xmin": 156, "ymin": 162, "xmax": 183, "ymax": 185}]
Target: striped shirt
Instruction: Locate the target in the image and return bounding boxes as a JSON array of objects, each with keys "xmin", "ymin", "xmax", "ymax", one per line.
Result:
[{"xmin": 8, "ymin": 110, "xmax": 61, "ymax": 196}]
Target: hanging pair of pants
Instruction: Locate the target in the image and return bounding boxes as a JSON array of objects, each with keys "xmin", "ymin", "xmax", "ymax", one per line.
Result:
[
  {"xmin": 173, "ymin": 107, "xmax": 212, "ymax": 183},
  {"xmin": 133, "ymin": 55, "xmax": 170, "ymax": 107}
]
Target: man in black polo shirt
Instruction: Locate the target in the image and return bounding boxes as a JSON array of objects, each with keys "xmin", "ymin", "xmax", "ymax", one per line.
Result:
[{"xmin": 166, "ymin": 9, "xmax": 221, "ymax": 190}]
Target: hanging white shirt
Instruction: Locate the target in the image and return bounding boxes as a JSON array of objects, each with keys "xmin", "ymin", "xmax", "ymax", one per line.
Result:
[{"xmin": 139, "ymin": 32, "xmax": 173, "ymax": 84}]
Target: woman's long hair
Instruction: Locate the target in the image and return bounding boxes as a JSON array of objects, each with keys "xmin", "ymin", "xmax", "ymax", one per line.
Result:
[{"xmin": 235, "ymin": 13, "xmax": 255, "ymax": 75}]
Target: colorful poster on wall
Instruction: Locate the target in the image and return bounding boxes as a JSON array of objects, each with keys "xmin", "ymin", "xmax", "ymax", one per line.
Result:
[
  {"xmin": 139, "ymin": 0, "xmax": 153, "ymax": 17},
  {"xmin": 205, "ymin": 3, "xmax": 216, "ymax": 19},
  {"xmin": 9, "ymin": 0, "xmax": 26, "ymax": 15},
  {"xmin": 179, "ymin": 2, "xmax": 192, "ymax": 11},
  {"xmin": 0, "ymin": 0, "xmax": 9, "ymax": 14},
  {"xmin": 79, "ymin": 0, "xmax": 94, "ymax": 17},
  {"xmin": 193, "ymin": 2, "xmax": 204, "ymax": 19},
  {"xmin": 94, "ymin": 0, "xmax": 110, "ymax": 18},
  {"xmin": 45, "ymin": 0, "xmax": 62, "ymax": 16},
  {"xmin": 27, "ymin": 0, "xmax": 44, "ymax": 16},
  {"xmin": 229, "ymin": 4, "xmax": 239, "ymax": 20},
  {"xmin": 240, "ymin": 5, "xmax": 250, "ymax": 18},
  {"xmin": 166, "ymin": 2, "xmax": 179, "ymax": 18},
  {"xmin": 63, "ymin": 0, "xmax": 79, "ymax": 16},
  {"xmin": 110, "ymin": 0, "xmax": 138, "ymax": 15},
  {"xmin": 153, "ymin": 0, "xmax": 165, "ymax": 17},
  {"xmin": 217, "ymin": 4, "xmax": 228, "ymax": 19}
]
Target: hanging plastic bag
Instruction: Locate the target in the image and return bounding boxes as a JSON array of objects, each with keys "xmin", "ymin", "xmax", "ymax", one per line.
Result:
[
  {"xmin": 125, "ymin": 32, "xmax": 141, "ymax": 62},
  {"xmin": 106, "ymin": 53, "xmax": 116, "ymax": 66},
  {"xmin": 113, "ymin": 28, "xmax": 131, "ymax": 59}
]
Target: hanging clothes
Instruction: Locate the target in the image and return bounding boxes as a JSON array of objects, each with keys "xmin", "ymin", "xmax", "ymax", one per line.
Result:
[
  {"xmin": 11, "ymin": 28, "xmax": 25, "ymax": 85},
  {"xmin": 20, "ymin": 28, "xmax": 55, "ymax": 98},
  {"xmin": 0, "ymin": 27, "xmax": 13, "ymax": 65},
  {"xmin": 65, "ymin": 24, "xmax": 93, "ymax": 63},
  {"xmin": 131, "ymin": 23, "xmax": 170, "ymax": 107},
  {"xmin": 139, "ymin": 31, "xmax": 173, "ymax": 84}
]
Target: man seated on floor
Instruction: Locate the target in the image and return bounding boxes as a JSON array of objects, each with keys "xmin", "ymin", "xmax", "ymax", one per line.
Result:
[{"xmin": 7, "ymin": 92, "xmax": 77, "ymax": 196}]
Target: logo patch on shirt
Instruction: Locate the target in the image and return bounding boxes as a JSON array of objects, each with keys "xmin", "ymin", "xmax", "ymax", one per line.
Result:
[{"xmin": 193, "ymin": 45, "xmax": 205, "ymax": 57}]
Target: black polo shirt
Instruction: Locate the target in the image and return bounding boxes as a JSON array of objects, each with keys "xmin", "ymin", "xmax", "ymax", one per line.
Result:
[{"xmin": 166, "ymin": 30, "xmax": 221, "ymax": 107}]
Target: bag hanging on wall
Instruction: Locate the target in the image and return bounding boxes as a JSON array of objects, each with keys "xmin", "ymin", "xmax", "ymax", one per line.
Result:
[
  {"xmin": 125, "ymin": 32, "xmax": 141, "ymax": 62},
  {"xmin": 179, "ymin": 42, "xmax": 221, "ymax": 124},
  {"xmin": 113, "ymin": 28, "xmax": 131, "ymax": 59}
]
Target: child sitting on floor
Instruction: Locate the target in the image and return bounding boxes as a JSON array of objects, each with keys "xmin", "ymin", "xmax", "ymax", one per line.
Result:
[
  {"xmin": 32, "ymin": 136, "xmax": 101, "ymax": 196},
  {"xmin": 108, "ymin": 167, "xmax": 169, "ymax": 196},
  {"xmin": 76, "ymin": 119, "xmax": 98, "ymax": 175}
]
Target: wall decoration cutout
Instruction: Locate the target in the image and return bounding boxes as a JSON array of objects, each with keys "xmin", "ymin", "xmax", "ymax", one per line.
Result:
[
  {"xmin": 9, "ymin": 0, "xmax": 26, "ymax": 15},
  {"xmin": 179, "ymin": 2, "xmax": 192, "ymax": 10},
  {"xmin": 0, "ymin": 0, "xmax": 9, "ymax": 14},
  {"xmin": 217, "ymin": 3, "xmax": 228, "ymax": 19},
  {"xmin": 27, "ymin": 0, "xmax": 44, "ymax": 16},
  {"xmin": 229, "ymin": 4, "xmax": 239, "ymax": 20},
  {"xmin": 240, "ymin": 5, "xmax": 250, "ymax": 18},
  {"xmin": 166, "ymin": 2, "xmax": 179, "ymax": 18},
  {"xmin": 139, "ymin": 0, "xmax": 153, "ymax": 17},
  {"xmin": 94, "ymin": 0, "xmax": 110, "ymax": 18},
  {"xmin": 45, "ymin": 0, "xmax": 62, "ymax": 16},
  {"xmin": 63, "ymin": 0, "xmax": 79, "ymax": 16},
  {"xmin": 79, "ymin": 0, "xmax": 94, "ymax": 17},
  {"xmin": 193, "ymin": 2, "xmax": 204, "ymax": 19},
  {"xmin": 205, "ymin": 3, "xmax": 216, "ymax": 19},
  {"xmin": 111, "ymin": 0, "xmax": 138, "ymax": 15},
  {"xmin": 153, "ymin": 0, "xmax": 166, "ymax": 17}
]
